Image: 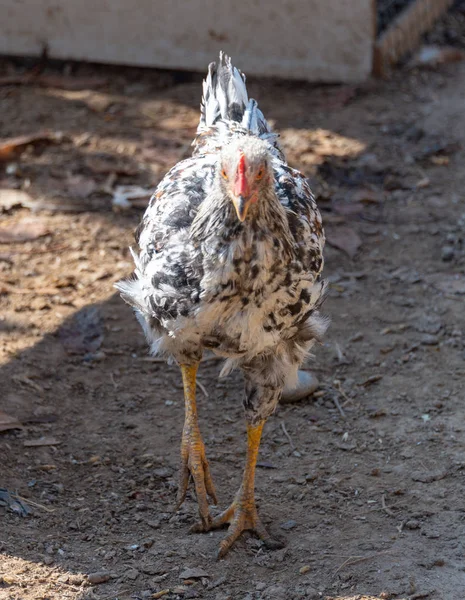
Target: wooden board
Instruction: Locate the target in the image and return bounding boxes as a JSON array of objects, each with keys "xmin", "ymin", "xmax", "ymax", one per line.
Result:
[{"xmin": 1, "ymin": 0, "xmax": 374, "ymax": 83}]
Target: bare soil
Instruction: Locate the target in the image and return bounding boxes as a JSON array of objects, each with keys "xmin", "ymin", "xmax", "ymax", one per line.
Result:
[{"xmin": 1, "ymin": 53, "xmax": 465, "ymax": 600}]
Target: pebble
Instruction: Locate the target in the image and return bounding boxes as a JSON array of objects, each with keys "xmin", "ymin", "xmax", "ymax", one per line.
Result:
[
  {"xmin": 441, "ymin": 245, "xmax": 455, "ymax": 261},
  {"xmin": 405, "ymin": 519, "xmax": 421, "ymax": 530},
  {"xmin": 256, "ymin": 582, "xmax": 267, "ymax": 591},
  {"xmin": 280, "ymin": 519, "xmax": 297, "ymax": 530},
  {"xmin": 87, "ymin": 571, "xmax": 111, "ymax": 584},
  {"xmin": 153, "ymin": 467, "xmax": 172, "ymax": 478},
  {"xmin": 265, "ymin": 585, "xmax": 287, "ymax": 599},
  {"xmin": 419, "ymin": 334, "xmax": 439, "ymax": 345},
  {"xmin": 124, "ymin": 568, "xmax": 139, "ymax": 581}
]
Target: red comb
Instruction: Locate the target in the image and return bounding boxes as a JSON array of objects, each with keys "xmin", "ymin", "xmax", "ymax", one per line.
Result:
[
  {"xmin": 235, "ymin": 151, "xmax": 249, "ymax": 197},
  {"xmin": 238, "ymin": 151, "xmax": 246, "ymax": 175}
]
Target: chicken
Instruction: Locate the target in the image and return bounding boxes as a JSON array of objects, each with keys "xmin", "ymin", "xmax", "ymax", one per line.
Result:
[{"xmin": 116, "ymin": 53, "xmax": 328, "ymax": 558}]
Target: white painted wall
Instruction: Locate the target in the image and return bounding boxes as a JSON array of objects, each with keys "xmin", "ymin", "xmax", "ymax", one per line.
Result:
[{"xmin": 1, "ymin": 0, "xmax": 374, "ymax": 82}]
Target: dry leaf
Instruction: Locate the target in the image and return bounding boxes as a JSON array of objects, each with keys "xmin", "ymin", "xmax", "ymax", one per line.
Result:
[
  {"xmin": 24, "ymin": 437, "xmax": 61, "ymax": 447},
  {"xmin": 327, "ymin": 226, "xmax": 362, "ymax": 258},
  {"xmin": 351, "ymin": 188, "xmax": 383, "ymax": 204},
  {"xmin": 360, "ymin": 374, "xmax": 383, "ymax": 387},
  {"xmin": 0, "ymin": 411, "xmax": 22, "ymax": 432},
  {"xmin": 0, "ymin": 189, "xmax": 34, "ymax": 211},
  {"xmin": 0, "ymin": 131, "xmax": 64, "ymax": 162},
  {"xmin": 430, "ymin": 156, "xmax": 449, "ymax": 166},
  {"xmin": 0, "ymin": 218, "xmax": 50, "ymax": 243}
]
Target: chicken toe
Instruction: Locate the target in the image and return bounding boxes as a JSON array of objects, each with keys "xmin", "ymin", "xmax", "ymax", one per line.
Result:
[{"xmin": 208, "ymin": 493, "xmax": 283, "ymax": 559}]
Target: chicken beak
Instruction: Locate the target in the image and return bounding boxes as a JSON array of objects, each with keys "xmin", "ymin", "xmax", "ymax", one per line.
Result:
[{"xmin": 233, "ymin": 195, "xmax": 250, "ymax": 222}]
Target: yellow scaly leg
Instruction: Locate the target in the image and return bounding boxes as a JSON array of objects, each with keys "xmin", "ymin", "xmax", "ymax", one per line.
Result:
[
  {"xmin": 199, "ymin": 420, "xmax": 283, "ymax": 558},
  {"xmin": 176, "ymin": 363, "xmax": 217, "ymax": 528}
]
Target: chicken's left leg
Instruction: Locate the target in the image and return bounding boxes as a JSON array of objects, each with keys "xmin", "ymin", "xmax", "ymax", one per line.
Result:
[
  {"xmin": 206, "ymin": 419, "xmax": 284, "ymax": 559},
  {"xmin": 176, "ymin": 363, "xmax": 218, "ymax": 529}
]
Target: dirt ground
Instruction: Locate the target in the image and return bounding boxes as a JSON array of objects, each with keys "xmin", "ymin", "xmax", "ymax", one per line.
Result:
[{"xmin": 1, "ymin": 43, "xmax": 465, "ymax": 600}]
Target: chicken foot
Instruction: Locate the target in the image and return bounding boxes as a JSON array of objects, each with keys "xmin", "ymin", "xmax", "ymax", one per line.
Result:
[
  {"xmin": 176, "ymin": 363, "xmax": 218, "ymax": 529},
  {"xmin": 192, "ymin": 420, "xmax": 283, "ymax": 558}
]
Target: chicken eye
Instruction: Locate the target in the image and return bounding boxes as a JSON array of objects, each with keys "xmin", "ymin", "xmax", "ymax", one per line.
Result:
[
  {"xmin": 256, "ymin": 168, "xmax": 264, "ymax": 180},
  {"xmin": 221, "ymin": 168, "xmax": 228, "ymax": 180}
]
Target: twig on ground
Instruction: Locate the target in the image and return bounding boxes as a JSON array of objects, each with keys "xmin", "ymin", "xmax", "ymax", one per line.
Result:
[
  {"xmin": 110, "ymin": 372, "xmax": 119, "ymax": 390},
  {"xmin": 281, "ymin": 421, "xmax": 296, "ymax": 451},
  {"xmin": 332, "ymin": 395, "xmax": 346, "ymax": 418},
  {"xmin": 196, "ymin": 380, "xmax": 209, "ymax": 398},
  {"xmin": 334, "ymin": 379, "xmax": 353, "ymax": 407},
  {"xmin": 16, "ymin": 494, "xmax": 55, "ymax": 513},
  {"xmin": 334, "ymin": 550, "xmax": 392, "ymax": 576},
  {"xmin": 381, "ymin": 493, "xmax": 395, "ymax": 517}
]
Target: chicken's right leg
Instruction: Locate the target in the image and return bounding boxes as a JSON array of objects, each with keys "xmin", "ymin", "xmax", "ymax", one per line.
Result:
[{"xmin": 176, "ymin": 363, "xmax": 217, "ymax": 529}]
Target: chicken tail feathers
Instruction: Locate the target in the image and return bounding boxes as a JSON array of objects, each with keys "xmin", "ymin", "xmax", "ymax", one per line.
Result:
[
  {"xmin": 199, "ymin": 52, "xmax": 248, "ymax": 129},
  {"xmin": 196, "ymin": 52, "xmax": 282, "ymax": 157}
]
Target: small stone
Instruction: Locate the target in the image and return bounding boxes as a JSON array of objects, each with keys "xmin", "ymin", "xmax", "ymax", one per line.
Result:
[
  {"xmin": 299, "ymin": 565, "xmax": 311, "ymax": 574},
  {"xmin": 265, "ymin": 585, "xmax": 287, "ymax": 599},
  {"xmin": 146, "ymin": 520, "xmax": 161, "ymax": 529},
  {"xmin": 419, "ymin": 334, "xmax": 439, "ymax": 345},
  {"xmin": 441, "ymin": 246, "xmax": 455, "ymax": 262},
  {"xmin": 124, "ymin": 568, "xmax": 139, "ymax": 581},
  {"xmin": 281, "ymin": 371, "xmax": 319, "ymax": 403},
  {"xmin": 153, "ymin": 467, "xmax": 172, "ymax": 478},
  {"xmin": 256, "ymin": 582, "xmax": 267, "ymax": 591},
  {"xmin": 405, "ymin": 519, "xmax": 421, "ymax": 530},
  {"xmin": 87, "ymin": 570, "xmax": 110, "ymax": 584},
  {"xmin": 180, "ymin": 567, "xmax": 209, "ymax": 579},
  {"xmin": 280, "ymin": 519, "xmax": 297, "ymax": 530},
  {"xmin": 69, "ymin": 574, "xmax": 85, "ymax": 585}
]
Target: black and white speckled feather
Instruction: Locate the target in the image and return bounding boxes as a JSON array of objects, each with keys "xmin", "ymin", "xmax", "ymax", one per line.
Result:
[{"xmin": 117, "ymin": 53, "xmax": 328, "ymax": 423}]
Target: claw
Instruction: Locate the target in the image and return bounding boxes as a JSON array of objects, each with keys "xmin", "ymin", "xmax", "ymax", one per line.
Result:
[{"xmin": 209, "ymin": 498, "xmax": 283, "ymax": 559}]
